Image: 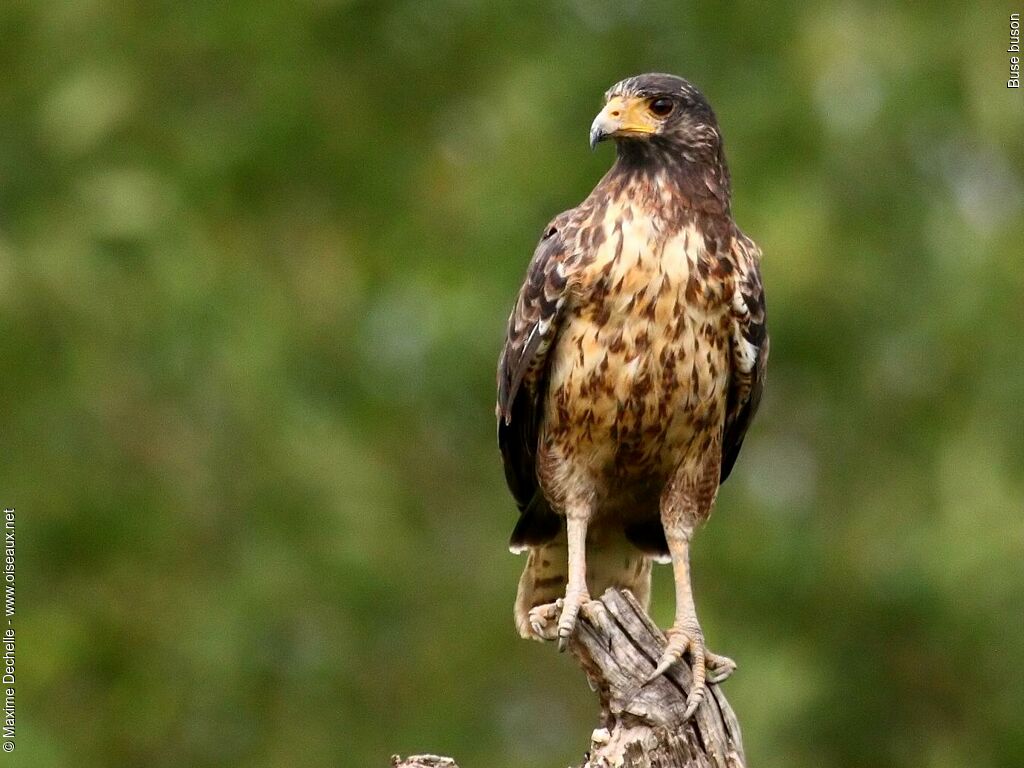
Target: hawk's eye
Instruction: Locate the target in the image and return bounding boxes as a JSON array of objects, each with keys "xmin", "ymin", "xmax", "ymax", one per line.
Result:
[{"xmin": 649, "ymin": 98, "xmax": 674, "ymax": 117}]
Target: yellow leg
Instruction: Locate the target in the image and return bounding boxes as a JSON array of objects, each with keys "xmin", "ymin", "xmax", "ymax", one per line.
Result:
[
  {"xmin": 556, "ymin": 512, "xmax": 590, "ymax": 651},
  {"xmin": 646, "ymin": 530, "xmax": 736, "ymax": 718}
]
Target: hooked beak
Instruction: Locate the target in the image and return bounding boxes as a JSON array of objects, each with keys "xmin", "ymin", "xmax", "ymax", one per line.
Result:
[
  {"xmin": 589, "ymin": 95, "xmax": 658, "ymax": 150},
  {"xmin": 589, "ymin": 118, "xmax": 610, "ymax": 150}
]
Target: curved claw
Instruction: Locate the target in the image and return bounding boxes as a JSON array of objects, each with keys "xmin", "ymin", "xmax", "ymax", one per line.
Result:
[
  {"xmin": 644, "ymin": 627, "xmax": 697, "ymax": 685},
  {"xmin": 706, "ymin": 651, "xmax": 737, "ymax": 684},
  {"xmin": 556, "ymin": 592, "xmax": 589, "ymax": 652},
  {"xmin": 556, "ymin": 601, "xmax": 580, "ymax": 652},
  {"xmin": 527, "ymin": 599, "xmax": 563, "ymax": 641},
  {"xmin": 683, "ymin": 686, "xmax": 706, "ymax": 720},
  {"xmin": 645, "ymin": 656, "xmax": 674, "ymax": 683},
  {"xmin": 644, "ymin": 626, "xmax": 733, "ymax": 720},
  {"xmin": 683, "ymin": 672, "xmax": 707, "ymax": 719}
]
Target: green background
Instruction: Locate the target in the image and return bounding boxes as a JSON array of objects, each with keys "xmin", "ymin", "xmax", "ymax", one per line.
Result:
[{"xmin": 3, "ymin": 1, "xmax": 1022, "ymax": 766}]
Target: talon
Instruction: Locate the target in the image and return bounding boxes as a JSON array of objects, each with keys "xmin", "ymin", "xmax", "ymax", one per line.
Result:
[
  {"xmin": 644, "ymin": 656, "xmax": 674, "ymax": 684},
  {"xmin": 556, "ymin": 609, "xmax": 578, "ymax": 652},
  {"xmin": 526, "ymin": 600, "xmax": 563, "ymax": 641},
  {"xmin": 683, "ymin": 685, "xmax": 706, "ymax": 720},
  {"xmin": 706, "ymin": 667, "xmax": 730, "ymax": 684},
  {"xmin": 644, "ymin": 627, "xmax": 691, "ymax": 684},
  {"xmin": 706, "ymin": 651, "xmax": 737, "ymax": 684},
  {"xmin": 555, "ymin": 592, "xmax": 588, "ymax": 652},
  {"xmin": 646, "ymin": 621, "xmax": 733, "ymax": 719}
]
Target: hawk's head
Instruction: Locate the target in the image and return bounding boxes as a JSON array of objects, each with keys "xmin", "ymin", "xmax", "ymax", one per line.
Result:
[{"xmin": 590, "ymin": 73, "xmax": 722, "ymax": 160}]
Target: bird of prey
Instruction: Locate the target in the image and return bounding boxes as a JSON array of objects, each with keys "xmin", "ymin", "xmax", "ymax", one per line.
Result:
[{"xmin": 496, "ymin": 73, "xmax": 768, "ymax": 717}]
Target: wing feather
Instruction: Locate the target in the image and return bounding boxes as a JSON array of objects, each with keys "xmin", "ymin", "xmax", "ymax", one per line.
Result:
[
  {"xmin": 721, "ymin": 232, "xmax": 769, "ymax": 483},
  {"xmin": 497, "ymin": 215, "xmax": 576, "ymax": 547}
]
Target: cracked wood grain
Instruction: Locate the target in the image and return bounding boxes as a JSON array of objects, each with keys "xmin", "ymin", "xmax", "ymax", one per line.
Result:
[{"xmin": 391, "ymin": 588, "xmax": 746, "ymax": 768}]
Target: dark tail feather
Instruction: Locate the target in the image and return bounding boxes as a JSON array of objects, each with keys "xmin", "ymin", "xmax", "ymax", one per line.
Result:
[
  {"xmin": 509, "ymin": 494, "xmax": 562, "ymax": 553},
  {"xmin": 624, "ymin": 520, "xmax": 670, "ymax": 561}
]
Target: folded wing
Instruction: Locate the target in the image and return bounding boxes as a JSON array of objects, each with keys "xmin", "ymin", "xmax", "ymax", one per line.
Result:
[
  {"xmin": 497, "ymin": 215, "xmax": 576, "ymax": 550},
  {"xmin": 721, "ymin": 232, "xmax": 769, "ymax": 483}
]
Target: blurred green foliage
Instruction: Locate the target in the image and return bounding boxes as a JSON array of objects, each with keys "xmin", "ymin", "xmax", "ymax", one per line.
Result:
[{"xmin": 2, "ymin": 1, "xmax": 1022, "ymax": 766}]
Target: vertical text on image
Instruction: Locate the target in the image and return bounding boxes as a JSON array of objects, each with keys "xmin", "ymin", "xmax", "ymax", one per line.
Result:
[
  {"xmin": 1009, "ymin": 13, "xmax": 1021, "ymax": 88},
  {"xmin": 2, "ymin": 508, "xmax": 13, "ymax": 754}
]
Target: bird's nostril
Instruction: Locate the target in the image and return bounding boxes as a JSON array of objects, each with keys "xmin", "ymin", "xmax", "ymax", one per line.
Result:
[{"xmin": 610, "ymin": 111, "xmax": 620, "ymax": 117}]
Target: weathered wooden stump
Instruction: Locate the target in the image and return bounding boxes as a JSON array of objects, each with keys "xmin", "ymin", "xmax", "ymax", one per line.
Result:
[
  {"xmin": 391, "ymin": 756, "xmax": 459, "ymax": 768},
  {"xmin": 393, "ymin": 588, "xmax": 746, "ymax": 768}
]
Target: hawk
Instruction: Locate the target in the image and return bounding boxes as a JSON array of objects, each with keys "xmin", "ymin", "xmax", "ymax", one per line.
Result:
[{"xmin": 496, "ymin": 74, "xmax": 768, "ymax": 717}]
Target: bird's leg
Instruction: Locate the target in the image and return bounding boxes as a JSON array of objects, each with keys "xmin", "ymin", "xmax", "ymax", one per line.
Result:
[
  {"xmin": 556, "ymin": 509, "xmax": 590, "ymax": 651},
  {"xmin": 646, "ymin": 527, "xmax": 736, "ymax": 718}
]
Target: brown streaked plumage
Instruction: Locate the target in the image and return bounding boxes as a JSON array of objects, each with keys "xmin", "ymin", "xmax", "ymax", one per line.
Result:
[{"xmin": 497, "ymin": 73, "xmax": 768, "ymax": 718}]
